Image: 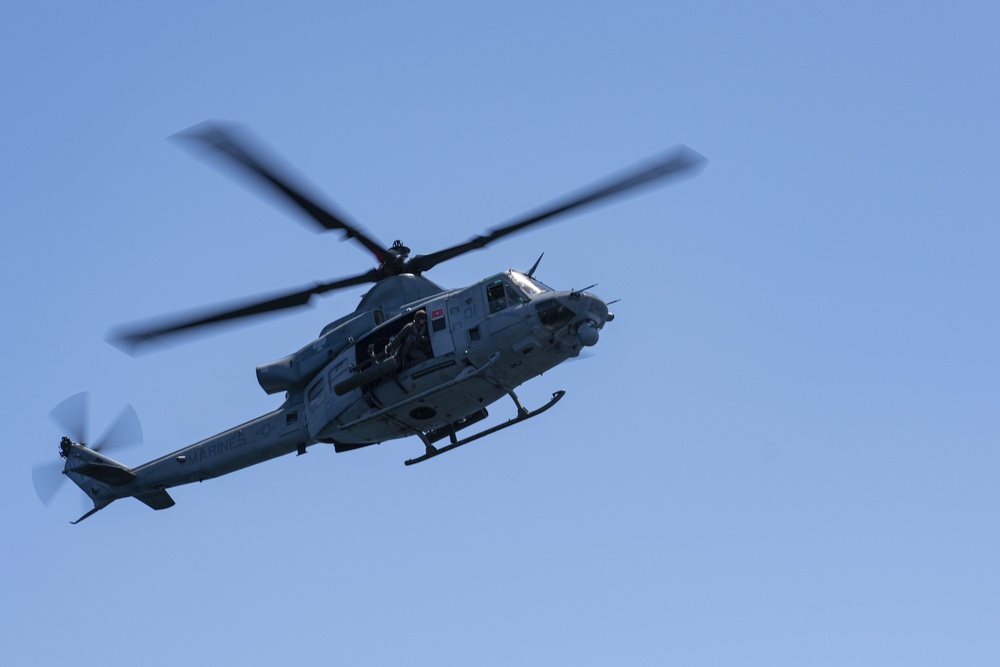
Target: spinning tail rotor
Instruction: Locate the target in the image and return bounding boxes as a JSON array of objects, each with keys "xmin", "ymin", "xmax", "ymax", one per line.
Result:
[{"xmin": 32, "ymin": 392, "xmax": 143, "ymax": 509}]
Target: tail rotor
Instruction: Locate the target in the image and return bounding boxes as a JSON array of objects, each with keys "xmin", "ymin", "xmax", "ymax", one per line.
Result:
[
  {"xmin": 32, "ymin": 392, "xmax": 143, "ymax": 506},
  {"xmin": 31, "ymin": 459, "xmax": 68, "ymax": 506}
]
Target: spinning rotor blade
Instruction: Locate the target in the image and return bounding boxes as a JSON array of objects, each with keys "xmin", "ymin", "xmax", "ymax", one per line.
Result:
[
  {"xmin": 109, "ymin": 124, "xmax": 705, "ymax": 354},
  {"xmin": 32, "ymin": 459, "xmax": 66, "ymax": 506},
  {"xmin": 49, "ymin": 391, "xmax": 89, "ymax": 445},
  {"xmin": 93, "ymin": 404, "xmax": 143, "ymax": 454},
  {"xmin": 175, "ymin": 121, "xmax": 390, "ymax": 264},
  {"xmin": 405, "ymin": 145, "xmax": 706, "ymax": 274},
  {"xmin": 107, "ymin": 268, "xmax": 380, "ymax": 353}
]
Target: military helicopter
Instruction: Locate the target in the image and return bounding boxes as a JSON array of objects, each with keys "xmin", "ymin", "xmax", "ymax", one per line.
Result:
[{"xmin": 32, "ymin": 122, "xmax": 705, "ymax": 523}]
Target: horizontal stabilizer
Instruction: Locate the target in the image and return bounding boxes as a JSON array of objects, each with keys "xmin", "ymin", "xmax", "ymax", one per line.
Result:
[
  {"xmin": 135, "ymin": 489, "xmax": 176, "ymax": 510},
  {"xmin": 75, "ymin": 462, "xmax": 136, "ymax": 486}
]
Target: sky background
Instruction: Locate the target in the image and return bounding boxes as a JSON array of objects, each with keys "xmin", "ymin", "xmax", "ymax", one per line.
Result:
[{"xmin": 3, "ymin": 2, "xmax": 998, "ymax": 665}]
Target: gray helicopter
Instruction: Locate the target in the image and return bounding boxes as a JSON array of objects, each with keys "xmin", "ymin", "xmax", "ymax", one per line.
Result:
[{"xmin": 32, "ymin": 122, "xmax": 705, "ymax": 523}]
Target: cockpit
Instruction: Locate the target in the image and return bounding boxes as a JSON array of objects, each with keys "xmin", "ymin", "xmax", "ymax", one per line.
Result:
[{"xmin": 484, "ymin": 271, "xmax": 551, "ymax": 314}]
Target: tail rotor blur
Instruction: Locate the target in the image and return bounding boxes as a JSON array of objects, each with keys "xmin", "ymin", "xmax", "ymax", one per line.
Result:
[
  {"xmin": 32, "ymin": 392, "xmax": 143, "ymax": 507},
  {"xmin": 48, "ymin": 391, "xmax": 89, "ymax": 447}
]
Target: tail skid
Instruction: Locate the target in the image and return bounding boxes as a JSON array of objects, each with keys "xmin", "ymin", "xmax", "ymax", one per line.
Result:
[{"xmin": 71, "ymin": 506, "xmax": 104, "ymax": 525}]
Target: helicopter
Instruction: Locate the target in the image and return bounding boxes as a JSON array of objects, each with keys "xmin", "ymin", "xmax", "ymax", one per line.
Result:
[{"xmin": 32, "ymin": 121, "xmax": 705, "ymax": 523}]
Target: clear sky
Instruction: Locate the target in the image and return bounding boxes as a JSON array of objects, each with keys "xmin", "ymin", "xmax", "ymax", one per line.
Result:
[{"xmin": 4, "ymin": 2, "xmax": 998, "ymax": 665}]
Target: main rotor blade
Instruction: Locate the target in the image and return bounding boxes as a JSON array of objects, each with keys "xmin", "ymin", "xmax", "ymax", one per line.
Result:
[
  {"xmin": 48, "ymin": 392, "xmax": 89, "ymax": 444},
  {"xmin": 93, "ymin": 404, "xmax": 143, "ymax": 454},
  {"xmin": 175, "ymin": 121, "xmax": 390, "ymax": 264},
  {"xmin": 107, "ymin": 269, "xmax": 380, "ymax": 354},
  {"xmin": 406, "ymin": 145, "xmax": 706, "ymax": 274}
]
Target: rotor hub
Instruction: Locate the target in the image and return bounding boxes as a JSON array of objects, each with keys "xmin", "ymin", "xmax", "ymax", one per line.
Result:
[{"xmin": 389, "ymin": 240, "xmax": 410, "ymax": 259}]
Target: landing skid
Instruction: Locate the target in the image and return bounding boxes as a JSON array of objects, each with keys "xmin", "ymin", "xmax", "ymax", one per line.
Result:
[{"xmin": 404, "ymin": 389, "xmax": 565, "ymax": 466}]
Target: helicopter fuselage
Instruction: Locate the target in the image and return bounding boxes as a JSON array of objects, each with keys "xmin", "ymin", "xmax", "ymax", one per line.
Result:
[
  {"xmin": 60, "ymin": 269, "xmax": 608, "ymax": 521},
  {"xmin": 307, "ymin": 270, "xmax": 608, "ymax": 448}
]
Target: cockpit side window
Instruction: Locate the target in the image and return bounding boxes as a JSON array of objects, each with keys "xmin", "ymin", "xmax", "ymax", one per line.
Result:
[
  {"xmin": 487, "ymin": 278, "xmax": 528, "ymax": 314},
  {"xmin": 486, "ymin": 280, "xmax": 507, "ymax": 313}
]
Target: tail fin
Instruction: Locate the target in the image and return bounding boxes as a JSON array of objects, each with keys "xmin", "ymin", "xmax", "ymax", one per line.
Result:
[
  {"xmin": 62, "ymin": 440, "xmax": 134, "ymax": 523},
  {"xmin": 64, "ymin": 440, "xmax": 177, "ymax": 520}
]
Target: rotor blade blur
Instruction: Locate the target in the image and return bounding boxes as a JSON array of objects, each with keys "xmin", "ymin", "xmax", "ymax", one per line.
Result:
[
  {"xmin": 48, "ymin": 391, "xmax": 89, "ymax": 444},
  {"xmin": 406, "ymin": 145, "xmax": 706, "ymax": 273},
  {"xmin": 174, "ymin": 121, "xmax": 390, "ymax": 264},
  {"xmin": 93, "ymin": 404, "xmax": 143, "ymax": 454},
  {"xmin": 107, "ymin": 268, "xmax": 380, "ymax": 354},
  {"xmin": 32, "ymin": 460, "xmax": 66, "ymax": 506}
]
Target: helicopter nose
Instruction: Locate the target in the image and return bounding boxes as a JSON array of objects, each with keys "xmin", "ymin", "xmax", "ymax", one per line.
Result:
[
  {"xmin": 568, "ymin": 291, "xmax": 609, "ymax": 326},
  {"xmin": 564, "ymin": 291, "xmax": 607, "ymax": 347},
  {"xmin": 535, "ymin": 291, "xmax": 609, "ymax": 351}
]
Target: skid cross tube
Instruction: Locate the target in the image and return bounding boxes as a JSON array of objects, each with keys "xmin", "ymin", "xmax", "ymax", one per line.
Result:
[{"xmin": 404, "ymin": 389, "xmax": 565, "ymax": 466}]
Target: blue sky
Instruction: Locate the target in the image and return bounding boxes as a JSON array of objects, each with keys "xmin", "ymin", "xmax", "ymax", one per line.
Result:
[{"xmin": 4, "ymin": 2, "xmax": 999, "ymax": 665}]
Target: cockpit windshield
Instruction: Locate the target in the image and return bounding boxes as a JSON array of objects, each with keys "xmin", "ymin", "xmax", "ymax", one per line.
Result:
[{"xmin": 508, "ymin": 270, "xmax": 552, "ymax": 297}]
